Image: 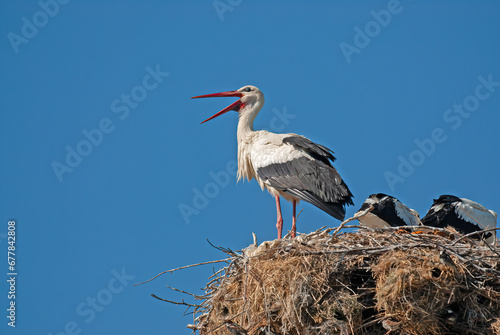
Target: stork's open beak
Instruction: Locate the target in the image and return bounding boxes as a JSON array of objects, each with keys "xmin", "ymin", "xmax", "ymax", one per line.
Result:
[{"xmin": 191, "ymin": 90, "xmax": 243, "ymax": 124}]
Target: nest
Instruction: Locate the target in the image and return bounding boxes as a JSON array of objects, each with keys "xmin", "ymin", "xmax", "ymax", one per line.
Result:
[{"xmin": 146, "ymin": 224, "xmax": 500, "ymax": 335}]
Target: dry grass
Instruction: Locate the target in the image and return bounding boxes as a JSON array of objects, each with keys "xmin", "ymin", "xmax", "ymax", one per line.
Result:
[{"xmin": 151, "ymin": 225, "xmax": 500, "ymax": 335}]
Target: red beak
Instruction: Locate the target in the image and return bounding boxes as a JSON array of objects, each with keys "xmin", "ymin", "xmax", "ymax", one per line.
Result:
[{"xmin": 191, "ymin": 90, "xmax": 243, "ymax": 124}]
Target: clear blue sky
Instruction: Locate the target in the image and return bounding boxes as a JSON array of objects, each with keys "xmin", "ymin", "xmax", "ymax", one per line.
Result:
[{"xmin": 1, "ymin": 1, "xmax": 499, "ymax": 334}]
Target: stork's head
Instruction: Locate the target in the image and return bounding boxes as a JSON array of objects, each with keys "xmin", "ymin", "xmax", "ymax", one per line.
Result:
[{"xmin": 191, "ymin": 85, "xmax": 264, "ymax": 124}]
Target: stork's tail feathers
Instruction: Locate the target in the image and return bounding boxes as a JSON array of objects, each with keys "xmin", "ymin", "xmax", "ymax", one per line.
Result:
[{"xmin": 285, "ymin": 188, "xmax": 353, "ymax": 221}]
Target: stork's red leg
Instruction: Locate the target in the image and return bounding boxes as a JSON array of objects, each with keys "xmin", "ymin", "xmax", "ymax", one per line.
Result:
[
  {"xmin": 291, "ymin": 200, "xmax": 297, "ymax": 238},
  {"xmin": 275, "ymin": 195, "xmax": 283, "ymax": 239}
]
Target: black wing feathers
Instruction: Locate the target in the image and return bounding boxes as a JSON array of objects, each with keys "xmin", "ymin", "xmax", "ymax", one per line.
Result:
[
  {"xmin": 283, "ymin": 136, "xmax": 336, "ymax": 164},
  {"xmin": 375, "ymin": 197, "xmax": 408, "ymax": 227},
  {"xmin": 421, "ymin": 195, "xmax": 493, "ymax": 240},
  {"xmin": 257, "ymin": 136, "xmax": 353, "ymax": 221}
]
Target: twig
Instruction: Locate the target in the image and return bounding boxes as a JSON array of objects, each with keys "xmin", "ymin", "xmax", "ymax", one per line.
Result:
[
  {"xmin": 331, "ymin": 206, "xmax": 373, "ymax": 238},
  {"xmin": 308, "ymin": 225, "xmax": 327, "ymax": 236},
  {"xmin": 241, "ymin": 258, "xmax": 249, "ymax": 325},
  {"xmin": 207, "ymin": 239, "xmax": 239, "ymax": 257},
  {"xmin": 134, "ymin": 258, "xmax": 233, "ymax": 286},
  {"xmin": 483, "ymin": 237, "xmax": 500, "ymax": 257},
  {"xmin": 296, "ymin": 208, "xmax": 305, "ymax": 221},
  {"xmin": 450, "ymin": 227, "xmax": 500, "ymax": 246},
  {"xmin": 335, "ymin": 278, "xmax": 356, "ymax": 295},
  {"xmin": 357, "ymin": 225, "xmax": 454, "ymax": 233},
  {"xmin": 151, "ymin": 294, "xmax": 200, "ymax": 307},
  {"xmin": 204, "ymin": 309, "xmax": 249, "ymax": 334},
  {"xmin": 164, "ymin": 284, "xmax": 208, "ymax": 299},
  {"xmin": 208, "ymin": 266, "xmax": 227, "ymax": 280},
  {"xmin": 294, "ymin": 242, "xmax": 437, "ymax": 256}
]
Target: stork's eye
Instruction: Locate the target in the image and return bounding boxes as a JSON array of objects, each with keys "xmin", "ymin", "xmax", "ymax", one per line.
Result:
[{"xmin": 243, "ymin": 87, "xmax": 252, "ymax": 92}]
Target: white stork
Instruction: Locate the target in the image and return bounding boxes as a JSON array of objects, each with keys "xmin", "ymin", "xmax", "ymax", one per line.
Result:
[
  {"xmin": 356, "ymin": 193, "xmax": 420, "ymax": 228},
  {"xmin": 421, "ymin": 195, "xmax": 497, "ymax": 244},
  {"xmin": 191, "ymin": 85, "xmax": 353, "ymax": 239}
]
